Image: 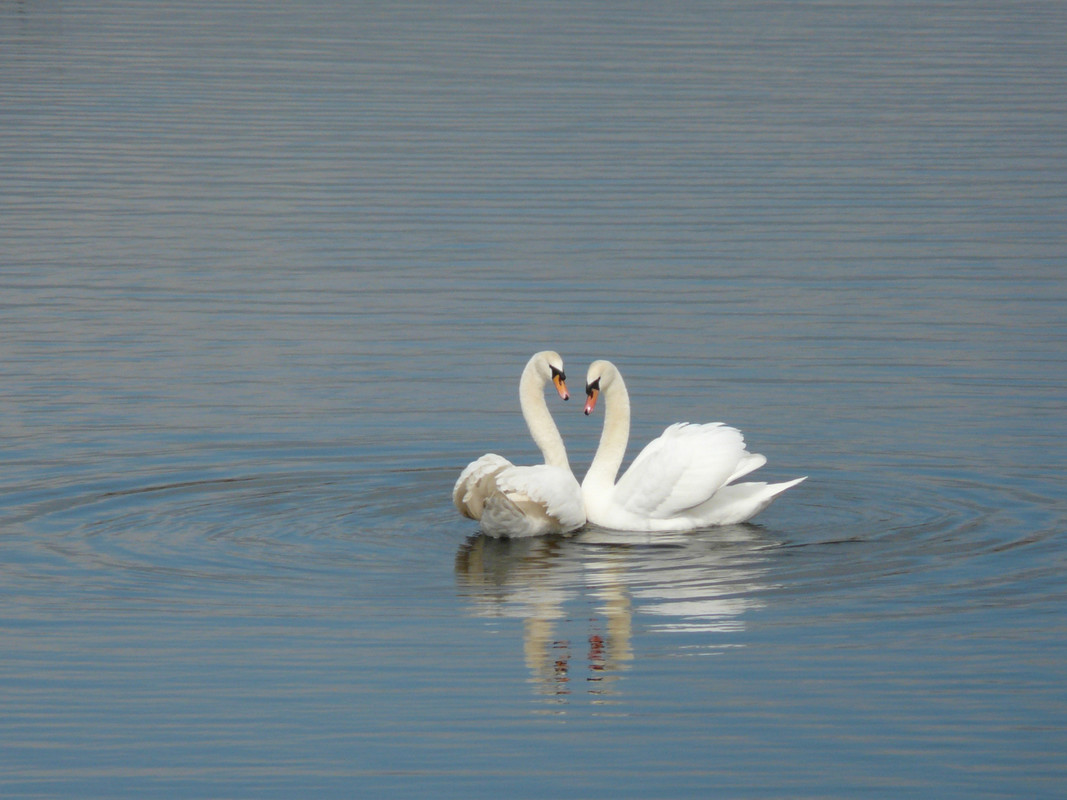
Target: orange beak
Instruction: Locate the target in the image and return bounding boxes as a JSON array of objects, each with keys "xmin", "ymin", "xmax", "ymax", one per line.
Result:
[
  {"xmin": 552, "ymin": 373, "xmax": 570, "ymax": 401},
  {"xmin": 584, "ymin": 386, "xmax": 599, "ymax": 416}
]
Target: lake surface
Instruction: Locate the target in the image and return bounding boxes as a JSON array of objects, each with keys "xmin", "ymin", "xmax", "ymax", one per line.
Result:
[{"xmin": 2, "ymin": 0, "xmax": 1066, "ymax": 797}]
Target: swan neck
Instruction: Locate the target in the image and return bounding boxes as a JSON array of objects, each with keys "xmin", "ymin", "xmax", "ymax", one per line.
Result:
[
  {"xmin": 520, "ymin": 362, "xmax": 570, "ymax": 471},
  {"xmin": 585, "ymin": 373, "xmax": 630, "ymax": 491}
]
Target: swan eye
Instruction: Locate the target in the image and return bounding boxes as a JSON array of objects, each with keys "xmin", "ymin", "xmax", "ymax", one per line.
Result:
[
  {"xmin": 586, "ymin": 377, "xmax": 601, "ymax": 395},
  {"xmin": 550, "ymin": 365, "xmax": 566, "ymax": 382}
]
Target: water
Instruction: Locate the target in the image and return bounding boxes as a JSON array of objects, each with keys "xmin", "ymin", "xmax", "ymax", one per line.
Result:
[{"xmin": 2, "ymin": 0, "xmax": 1066, "ymax": 796}]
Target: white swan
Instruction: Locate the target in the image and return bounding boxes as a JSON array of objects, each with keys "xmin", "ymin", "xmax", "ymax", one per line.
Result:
[
  {"xmin": 453, "ymin": 351, "xmax": 585, "ymax": 538},
  {"xmin": 581, "ymin": 360, "xmax": 804, "ymax": 531}
]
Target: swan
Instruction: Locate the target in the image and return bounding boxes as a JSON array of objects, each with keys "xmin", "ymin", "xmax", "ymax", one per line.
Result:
[
  {"xmin": 453, "ymin": 351, "xmax": 585, "ymax": 537},
  {"xmin": 581, "ymin": 360, "xmax": 804, "ymax": 531}
]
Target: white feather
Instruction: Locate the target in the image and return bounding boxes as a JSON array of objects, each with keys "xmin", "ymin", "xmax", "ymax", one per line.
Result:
[
  {"xmin": 479, "ymin": 464, "xmax": 586, "ymax": 537},
  {"xmin": 453, "ymin": 453, "xmax": 512, "ymax": 520},
  {"xmin": 614, "ymin": 422, "xmax": 749, "ymax": 519}
]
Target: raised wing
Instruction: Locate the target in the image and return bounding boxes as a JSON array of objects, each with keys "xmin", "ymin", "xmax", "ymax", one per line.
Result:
[{"xmin": 613, "ymin": 422, "xmax": 761, "ymax": 520}]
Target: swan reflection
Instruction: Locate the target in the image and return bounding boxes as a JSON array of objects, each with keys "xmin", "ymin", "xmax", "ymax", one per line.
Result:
[{"xmin": 455, "ymin": 526, "xmax": 776, "ymax": 699}]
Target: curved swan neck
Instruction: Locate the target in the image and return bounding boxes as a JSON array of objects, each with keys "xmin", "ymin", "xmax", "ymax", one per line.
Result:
[
  {"xmin": 584, "ymin": 366, "xmax": 630, "ymax": 491},
  {"xmin": 520, "ymin": 357, "xmax": 570, "ymax": 471}
]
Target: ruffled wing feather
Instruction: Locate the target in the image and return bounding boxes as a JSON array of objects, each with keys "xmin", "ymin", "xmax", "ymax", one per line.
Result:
[
  {"xmin": 483, "ymin": 464, "xmax": 585, "ymax": 536},
  {"xmin": 456, "ymin": 457, "xmax": 585, "ymax": 537},
  {"xmin": 453, "ymin": 453, "xmax": 513, "ymax": 519}
]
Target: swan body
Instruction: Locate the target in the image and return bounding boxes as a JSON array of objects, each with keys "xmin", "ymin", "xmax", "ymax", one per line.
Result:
[
  {"xmin": 581, "ymin": 360, "xmax": 804, "ymax": 531},
  {"xmin": 453, "ymin": 352, "xmax": 585, "ymax": 538}
]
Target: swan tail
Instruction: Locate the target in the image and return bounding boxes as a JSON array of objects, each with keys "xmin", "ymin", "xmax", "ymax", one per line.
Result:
[{"xmin": 691, "ymin": 476, "xmax": 807, "ymax": 526}]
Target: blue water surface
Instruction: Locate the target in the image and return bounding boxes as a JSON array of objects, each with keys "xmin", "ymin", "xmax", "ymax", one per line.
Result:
[{"xmin": 1, "ymin": 1, "xmax": 1065, "ymax": 797}]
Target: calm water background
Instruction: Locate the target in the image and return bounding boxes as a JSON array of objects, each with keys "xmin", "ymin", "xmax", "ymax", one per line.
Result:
[{"xmin": 2, "ymin": 1, "xmax": 1066, "ymax": 797}]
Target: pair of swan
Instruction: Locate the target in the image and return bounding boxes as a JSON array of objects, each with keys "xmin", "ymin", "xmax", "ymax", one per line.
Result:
[{"xmin": 453, "ymin": 352, "xmax": 805, "ymax": 538}]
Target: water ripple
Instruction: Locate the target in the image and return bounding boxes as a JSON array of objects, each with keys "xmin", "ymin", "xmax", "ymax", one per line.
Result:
[{"xmin": 0, "ymin": 458, "xmax": 454, "ymax": 607}]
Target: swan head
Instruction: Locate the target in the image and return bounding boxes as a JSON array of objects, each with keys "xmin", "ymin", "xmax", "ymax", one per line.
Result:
[
  {"xmin": 583, "ymin": 359, "xmax": 618, "ymax": 415},
  {"xmin": 528, "ymin": 350, "xmax": 570, "ymax": 401}
]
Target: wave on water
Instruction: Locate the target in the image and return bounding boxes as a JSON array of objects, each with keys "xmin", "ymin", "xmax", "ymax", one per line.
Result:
[{"xmin": 0, "ymin": 459, "xmax": 456, "ymax": 606}]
